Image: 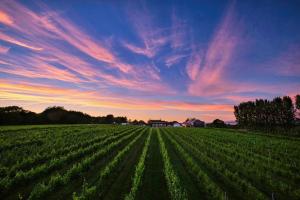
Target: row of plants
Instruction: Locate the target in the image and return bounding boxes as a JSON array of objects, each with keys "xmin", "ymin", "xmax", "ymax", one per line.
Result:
[
  {"xmin": 6, "ymin": 126, "xmax": 136, "ymax": 177},
  {"xmin": 0, "ymin": 126, "xmax": 111, "ymax": 168},
  {"xmin": 166, "ymin": 129, "xmax": 267, "ymax": 200},
  {"xmin": 0, "ymin": 127, "xmax": 139, "ymax": 196},
  {"xmin": 72, "ymin": 128, "xmax": 147, "ymax": 199},
  {"xmin": 124, "ymin": 128, "xmax": 152, "ymax": 200},
  {"xmin": 162, "ymin": 129, "xmax": 225, "ymax": 200},
  {"xmin": 194, "ymin": 128, "xmax": 300, "ymax": 165},
  {"xmin": 184, "ymin": 130, "xmax": 300, "ymax": 185},
  {"xmin": 28, "ymin": 128, "xmax": 144, "ymax": 200},
  {"xmin": 174, "ymin": 129, "xmax": 299, "ymax": 199},
  {"xmin": 157, "ymin": 129, "xmax": 187, "ymax": 200}
]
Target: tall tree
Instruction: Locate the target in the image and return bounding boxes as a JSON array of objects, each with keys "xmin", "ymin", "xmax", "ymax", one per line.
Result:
[
  {"xmin": 282, "ymin": 96, "xmax": 295, "ymax": 126},
  {"xmin": 234, "ymin": 95, "xmax": 297, "ymax": 130},
  {"xmin": 296, "ymin": 95, "xmax": 300, "ymax": 110}
]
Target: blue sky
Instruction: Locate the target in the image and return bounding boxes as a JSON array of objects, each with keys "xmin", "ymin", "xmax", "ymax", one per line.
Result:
[{"xmin": 0, "ymin": 0, "xmax": 299, "ymax": 122}]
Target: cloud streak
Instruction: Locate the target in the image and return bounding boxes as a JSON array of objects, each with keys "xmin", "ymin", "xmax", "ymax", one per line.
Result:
[
  {"xmin": 0, "ymin": 32, "xmax": 43, "ymax": 51},
  {"xmin": 0, "ymin": 79, "xmax": 232, "ymax": 114},
  {"xmin": 187, "ymin": 2, "xmax": 241, "ymax": 96},
  {"xmin": 0, "ymin": 10, "xmax": 13, "ymax": 25},
  {"xmin": 0, "ymin": 0, "xmax": 170, "ymax": 94}
]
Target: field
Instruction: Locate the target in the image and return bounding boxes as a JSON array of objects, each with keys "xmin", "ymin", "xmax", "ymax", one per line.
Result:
[{"xmin": 0, "ymin": 125, "xmax": 299, "ymax": 200}]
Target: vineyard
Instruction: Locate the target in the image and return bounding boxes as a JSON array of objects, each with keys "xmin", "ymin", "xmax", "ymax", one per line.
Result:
[{"xmin": 0, "ymin": 125, "xmax": 299, "ymax": 200}]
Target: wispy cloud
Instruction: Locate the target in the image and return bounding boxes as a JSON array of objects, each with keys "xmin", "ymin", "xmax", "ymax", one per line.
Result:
[
  {"xmin": 0, "ymin": 79, "xmax": 232, "ymax": 114},
  {"xmin": 0, "ymin": 10, "xmax": 13, "ymax": 25},
  {"xmin": 0, "ymin": 0, "xmax": 171, "ymax": 93},
  {"xmin": 186, "ymin": 47, "xmax": 202, "ymax": 80},
  {"xmin": 125, "ymin": 3, "xmax": 169, "ymax": 58},
  {"xmin": 187, "ymin": 2, "xmax": 241, "ymax": 96},
  {"xmin": 165, "ymin": 53, "xmax": 187, "ymax": 68},
  {"xmin": 122, "ymin": 41, "xmax": 154, "ymax": 58},
  {"xmin": 0, "ymin": 55, "xmax": 84, "ymax": 83},
  {"xmin": 0, "ymin": 1, "xmax": 132, "ymax": 73},
  {"xmin": 0, "ymin": 32, "xmax": 43, "ymax": 51},
  {"xmin": 0, "ymin": 45, "xmax": 10, "ymax": 54},
  {"xmin": 170, "ymin": 9, "xmax": 188, "ymax": 49}
]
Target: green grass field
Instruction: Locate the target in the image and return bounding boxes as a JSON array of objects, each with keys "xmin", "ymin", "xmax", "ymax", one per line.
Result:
[{"xmin": 0, "ymin": 125, "xmax": 299, "ymax": 200}]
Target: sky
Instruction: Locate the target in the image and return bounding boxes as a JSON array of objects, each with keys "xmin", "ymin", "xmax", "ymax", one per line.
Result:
[{"xmin": 0, "ymin": 0, "xmax": 299, "ymax": 122}]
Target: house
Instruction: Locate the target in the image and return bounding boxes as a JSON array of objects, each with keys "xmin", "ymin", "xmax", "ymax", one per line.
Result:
[
  {"xmin": 184, "ymin": 118, "xmax": 205, "ymax": 127},
  {"xmin": 225, "ymin": 120, "xmax": 237, "ymax": 126},
  {"xmin": 169, "ymin": 121, "xmax": 182, "ymax": 127},
  {"xmin": 173, "ymin": 122, "xmax": 182, "ymax": 127},
  {"xmin": 148, "ymin": 120, "xmax": 168, "ymax": 127}
]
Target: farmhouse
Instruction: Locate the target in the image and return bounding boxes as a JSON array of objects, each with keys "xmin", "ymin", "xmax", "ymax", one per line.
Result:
[
  {"xmin": 183, "ymin": 118, "xmax": 205, "ymax": 127},
  {"xmin": 169, "ymin": 121, "xmax": 182, "ymax": 127},
  {"xmin": 148, "ymin": 120, "xmax": 168, "ymax": 127}
]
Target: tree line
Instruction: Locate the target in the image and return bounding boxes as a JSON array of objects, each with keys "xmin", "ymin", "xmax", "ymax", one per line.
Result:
[
  {"xmin": 234, "ymin": 94, "xmax": 300, "ymax": 130},
  {"xmin": 0, "ymin": 106, "xmax": 127, "ymax": 125}
]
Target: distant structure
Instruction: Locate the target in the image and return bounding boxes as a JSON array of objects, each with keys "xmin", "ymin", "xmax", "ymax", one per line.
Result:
[
  {"xmin": 169, "ymin": 121, "xmax": 182, "ymax": 127},
  {"xmin": 148, "ymin": 120, "xmax": 168, "ymax": 127},
  {"xmin": 173, "ymin": 122, "xmax": 182, "ymax": 127},
  {"xmin": 183, "ymin": 118, "xmax": 205, "ymax": 127},
  {"xmin": 225, "ymin": 121, "xmax": 237, "ymax": 126}
]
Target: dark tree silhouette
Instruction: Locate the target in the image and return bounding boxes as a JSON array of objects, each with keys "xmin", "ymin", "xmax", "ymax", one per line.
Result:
[
  {"xmin": 211, "ymin": 119, "xmax": 226, "ymax": 128},
  {"xmin": 0, "ymin": 106, "xmax": 127, "ymax": 125},
  {"xmin": 296, "ymin": 95, "xmax": 300, "ymax": 110},
  {"xmin": 234, "ymin": 95, "xmax": 297, "ymax": 131}
]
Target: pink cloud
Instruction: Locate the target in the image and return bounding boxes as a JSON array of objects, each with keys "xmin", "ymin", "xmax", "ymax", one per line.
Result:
[
  {"xmin": 0, "ymin": 45, "xmax": 10, "ymax": 54},
  {"xmin": 0, "ymin": 1, "xmax": 132, "ymax": 73},
  {"xmin": 0, "ymin": 56, "xmax": 83, "ymax": 83},
  {"xmin": 0, "ymin": 1, "xmax": 172, "ymax": 93},
  {"xmin": 0, "ymin": 79, "xmax": 232, "ymax": 114},
  {"xmin": 126, "ymin": 4, "xmax": 169, "ymax": 58},
  {"xmin": 122, "ymin": 41, "xmax": 154, "ymax": 58},
  {"xmin": 165, "ymin": 54, "xmax": 187, "ymax": 68},
  {"xmin": 187, "ymin": 3, "xmax": 241, "ymax": 96},
  {"xmin": 0, "ymin": 32, "xmax": 43, "ymax": 51},
  {"xmin": 186, "ymin": 48, "xmax": 202, "ymax": 80},
  {"xmin": 0, "ymin": 10, "xmax": 13, "ymax": 25},
  {"xmin": 170, "ymin": 10, "xmax": 188, "ymax": 49}
]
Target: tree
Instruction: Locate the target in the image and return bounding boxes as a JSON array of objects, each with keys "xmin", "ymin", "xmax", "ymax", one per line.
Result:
[
  {"xmin": 296, "ymin": 95, "xmax": 300, "ymax": 110},
  {"xmin": 211, "ymin": 119, "xmax": 226, "ymax": 128},
  {"xmin": 282, "ymin": 96, "xmax": 295, "ymax": 126},
  {"xmin": 0, "ymin": 106, "xmax": 132, "ymax": 125},
  {"xmin": 41, "ymin": 106, "xmax": 68, "ymax": 124},
  {"xmin": 296, "ymin": 94, "xmax": 300, "ymax": 119},
  {"xmin": 104, "ymin": 114, "xmax": 114, "ymax": 124},
  {"xmin": 0, "ymin": 106, "xmax": 38, "ymax": 125},
  {"xmin": 234, "ymin": 95, "xmax": 297, "ymax": 130}
]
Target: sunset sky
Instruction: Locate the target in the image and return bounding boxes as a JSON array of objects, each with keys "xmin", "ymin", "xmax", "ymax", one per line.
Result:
[{"xmin": 0, "ymin": 0, "xmax": 299, "ymax": 122}]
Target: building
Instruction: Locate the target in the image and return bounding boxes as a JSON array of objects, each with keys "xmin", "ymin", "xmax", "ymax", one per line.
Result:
[
  {"xmin": 169, "ymin": 121, "xmax": 182, "ymax": 127},
  {"xmin": 173, "ymin": 122, "xmax": 182, "ymax": 127},
  {"xmin": 148, "ymin": 120, "xmax": 168, "ymax": 127},
  {"xmin": 183, "ymin": 118, "xmax": 205, "ymax": 127}
]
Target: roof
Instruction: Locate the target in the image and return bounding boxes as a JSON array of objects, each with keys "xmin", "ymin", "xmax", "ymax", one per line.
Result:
[{"xmin": 148, "ymin": 120, "xmax": 167, "ymax": 124}]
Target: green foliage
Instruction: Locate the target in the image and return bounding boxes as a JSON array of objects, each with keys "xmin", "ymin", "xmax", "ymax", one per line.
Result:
[
  {"xmin": 234, "ymin": 95, "xmax": 296, "ymax": 130},
  {"xmin": 157, "ymin": 129, "xmax": 188, "ymax": 200},
  {"xmin": 1, "ymin": 125, "xmax": 300, "ymax": 200},
  {"xmin": 74, "ymin": 128, "xmax": 146, "ymax": 199},
  {"xmin": 124, "ymin": 128, "xmax": 152, "ymax": 200}
]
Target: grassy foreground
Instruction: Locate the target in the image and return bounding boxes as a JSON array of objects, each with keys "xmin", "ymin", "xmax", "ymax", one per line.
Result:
[{"xmin": 0, "ymin": 125, "xmax": 299, "ymax": 200}]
